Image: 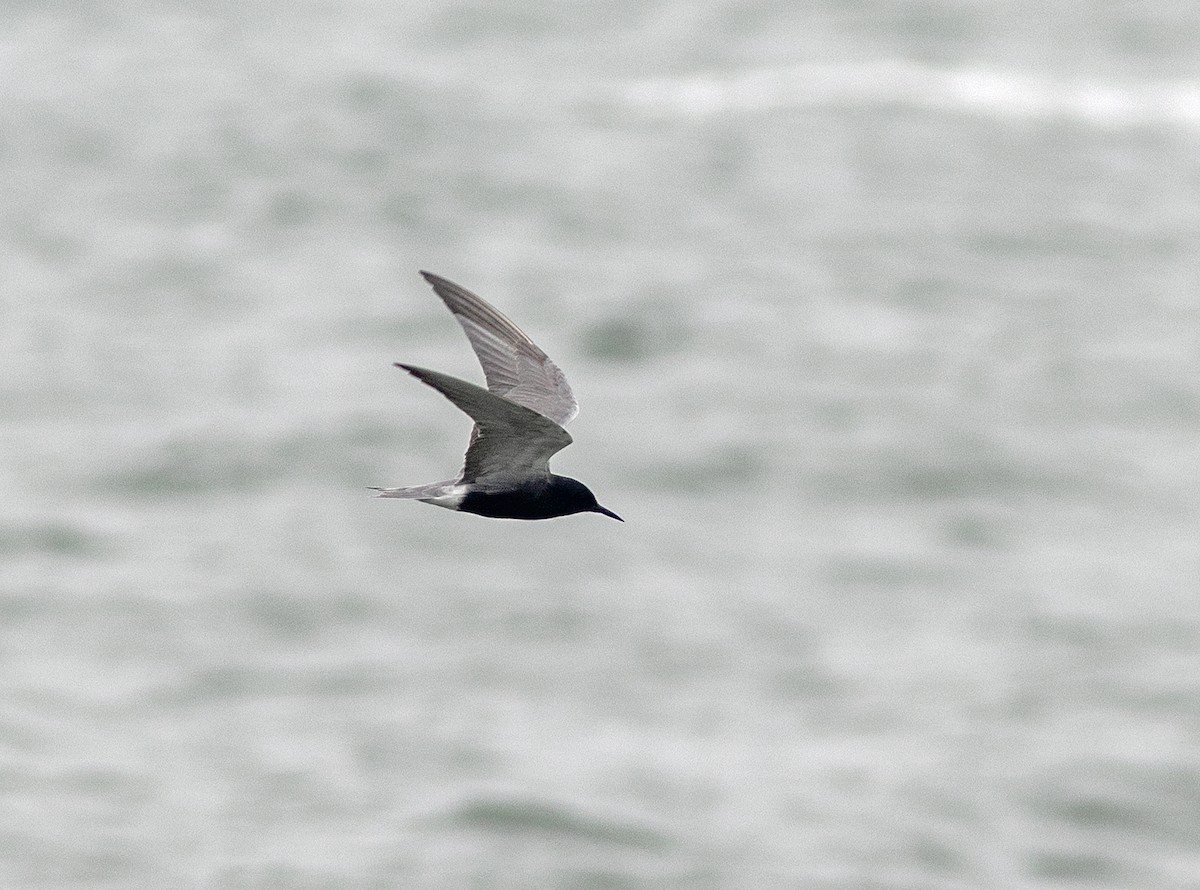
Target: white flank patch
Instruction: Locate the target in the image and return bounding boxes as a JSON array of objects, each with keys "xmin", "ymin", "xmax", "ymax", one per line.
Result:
[{"xmin": 422, "ymin": 486, "xmax": 468, "ymax": 511}]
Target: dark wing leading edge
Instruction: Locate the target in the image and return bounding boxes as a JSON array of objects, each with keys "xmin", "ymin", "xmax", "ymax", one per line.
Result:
[
  {"xmin": 419, "ymin": 271, "xmax": 579, "ymax": 427},
  {"xmin": 395, "ymin": 364, "xmax": 572, "ymax": 483}
]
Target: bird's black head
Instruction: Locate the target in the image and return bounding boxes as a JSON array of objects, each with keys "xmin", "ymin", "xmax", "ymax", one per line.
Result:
[{"xmin": 551, "ymin": 476, "xmax": 623, "ymax": 522}]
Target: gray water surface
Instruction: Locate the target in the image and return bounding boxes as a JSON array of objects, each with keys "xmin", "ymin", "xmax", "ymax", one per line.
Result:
[{"xmin": 3, "ymin": 3, "xmax": 1199, "ymax": 888}]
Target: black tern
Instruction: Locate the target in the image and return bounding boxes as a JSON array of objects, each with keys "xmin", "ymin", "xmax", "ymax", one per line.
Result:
[{"xmin": 372, "ymin": 271, "xmax": 622, "ymax": 522}]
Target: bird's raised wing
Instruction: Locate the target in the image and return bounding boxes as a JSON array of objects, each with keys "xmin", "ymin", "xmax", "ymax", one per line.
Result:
[
  {"xmin": 419, "ymin": 271, "xmax": 579, "ymax": 426},
  {"xmin": 396, "ymin": 364, "xmax": 572, "ymax": 483}
]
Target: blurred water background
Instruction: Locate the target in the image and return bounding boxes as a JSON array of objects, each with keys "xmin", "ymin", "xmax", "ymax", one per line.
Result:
[{"xmin": 3, "ymin": 2, "xmax": 1199, "ymax": 887}]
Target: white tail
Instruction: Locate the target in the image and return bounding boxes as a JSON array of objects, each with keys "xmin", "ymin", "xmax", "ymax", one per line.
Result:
[{"xmin": 369, "ymin": 481, "xmax": 467, "ymax": 510}]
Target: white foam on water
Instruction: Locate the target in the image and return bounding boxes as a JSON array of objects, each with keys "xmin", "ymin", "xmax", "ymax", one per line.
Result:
[{"xmin": 618, "ymin": 61, "xmax": 1200, "ymax": 130}]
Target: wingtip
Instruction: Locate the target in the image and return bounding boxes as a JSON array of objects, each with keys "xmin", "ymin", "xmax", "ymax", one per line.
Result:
[{"xmin": 394, "ymin": 363, "xmax": 434, "ymax": 384}]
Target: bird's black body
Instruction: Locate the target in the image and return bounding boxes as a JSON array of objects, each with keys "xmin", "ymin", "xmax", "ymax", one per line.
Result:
[
  {"xmin": 459, "ymin": 476, "xmax": 616, "ymax": 520},
  {"xmin": 374, "ymin": 272, "xmax": 621, "ymax": 522}
]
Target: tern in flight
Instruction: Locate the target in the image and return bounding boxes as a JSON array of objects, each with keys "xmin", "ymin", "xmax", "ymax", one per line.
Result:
[{"xmin": 372, "ymin": 272, "xmax": 622, "ymax": 522}]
